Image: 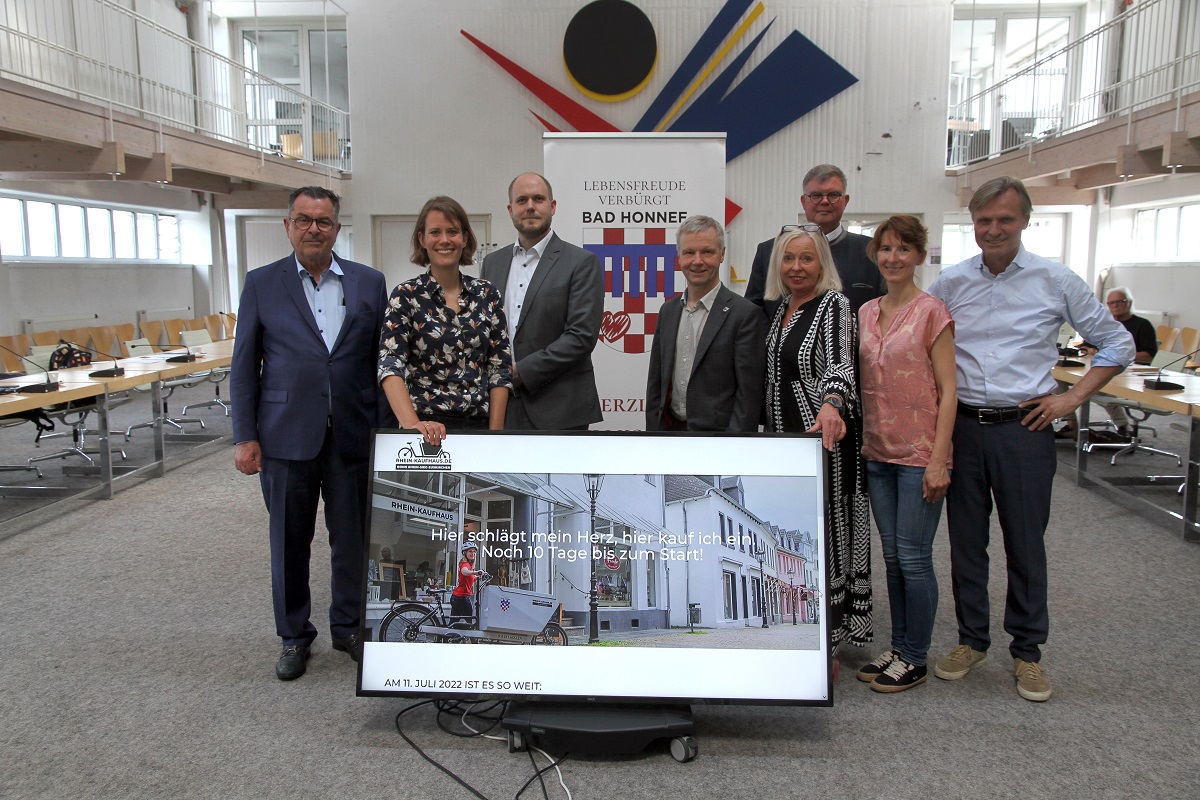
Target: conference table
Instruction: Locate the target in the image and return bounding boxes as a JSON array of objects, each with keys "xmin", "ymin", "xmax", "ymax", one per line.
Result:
[
  {"xmin": 0, "ymin": 340, "xmax": 234, "ymax": 508},
  {"xmin": 1052, "ymin": 358, "xmax": 1200, "ymax": 542}
]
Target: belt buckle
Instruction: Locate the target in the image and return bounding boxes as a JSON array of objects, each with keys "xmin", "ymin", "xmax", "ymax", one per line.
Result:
[{"xmin": 978, "ymin": 407, "xmax": 1000, "ymax": 424}]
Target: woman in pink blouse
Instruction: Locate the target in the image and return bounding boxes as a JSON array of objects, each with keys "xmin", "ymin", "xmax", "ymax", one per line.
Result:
[{"xmin": 855, "ymin": 215, "xmax": 956, "ymax": 693}]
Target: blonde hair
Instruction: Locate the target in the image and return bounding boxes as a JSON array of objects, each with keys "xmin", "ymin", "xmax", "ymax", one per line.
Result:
[{"xmin": 764, "ymin": 229, "xmax": 842, "ymax": 301}]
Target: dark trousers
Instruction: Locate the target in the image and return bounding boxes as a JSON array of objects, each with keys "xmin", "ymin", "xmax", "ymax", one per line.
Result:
[
  {"xmin": 260, "ymin": 427, "xmax": 368, "ymax": 647},
  {"xmin": 946, "ymin": 414, "xmax": 1055, "ymax": 662}
]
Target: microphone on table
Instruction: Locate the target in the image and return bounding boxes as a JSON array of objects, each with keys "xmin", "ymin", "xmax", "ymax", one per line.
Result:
[
  {"xmin": 166, "ymin": 345, "xmax": 198, "ymax": 363},
  {"xmin": 1144, "ymin": 347, "xmax": 1200, "ymax": 391},
  {"xmin": 0, "ymin": 341, "xmax": 60, "ymax": 394},
  {"xmin": 60, "ymin": 339, "xmax": 126, "ymax": 378}
]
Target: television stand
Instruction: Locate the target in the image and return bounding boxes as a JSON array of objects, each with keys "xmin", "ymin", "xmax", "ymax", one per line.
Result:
[{"xmin": 500, "ymin": 702, "xmax": 698, "ymax": 762}]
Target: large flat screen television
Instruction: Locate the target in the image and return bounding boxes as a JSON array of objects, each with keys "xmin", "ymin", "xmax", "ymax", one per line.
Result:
[{"xmin": 357, "ymin": 431, "xmax": 831, "ymax": 706}]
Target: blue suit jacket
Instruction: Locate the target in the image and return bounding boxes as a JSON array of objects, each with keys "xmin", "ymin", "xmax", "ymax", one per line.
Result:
[{"xmin": 231, "ymin": 253, "xmax": 389, "ymax": 462}]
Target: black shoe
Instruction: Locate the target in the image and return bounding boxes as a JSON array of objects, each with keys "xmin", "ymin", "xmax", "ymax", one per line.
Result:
[
  {"xmin": 870, "ymin": 658, "xmax": 927, "ymax": 693},
  {"xmin": 332, "ymin": 633, "xmax": 362, "ymax": 662},
  {"xmin": 276, "ymin": 644, "xmax": 310, "ymax": 681},
  {"xmin": 856, "ymin": 650, "xmax": 898, "ymax": 683}
]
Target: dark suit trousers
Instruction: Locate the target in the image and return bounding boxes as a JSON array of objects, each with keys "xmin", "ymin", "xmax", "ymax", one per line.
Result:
[
  {"xmin": 946, "ymin": 415, "xmax": 1054, "ymax": 662},
  {"xmin": 260, "ymin": 426, "xmax": 368, "ymax": 646}
]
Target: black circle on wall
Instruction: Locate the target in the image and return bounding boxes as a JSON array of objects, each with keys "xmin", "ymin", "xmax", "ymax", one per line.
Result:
[{"xmin": 564, "ymin": 0, "xmax": 657, "ymax": 101}]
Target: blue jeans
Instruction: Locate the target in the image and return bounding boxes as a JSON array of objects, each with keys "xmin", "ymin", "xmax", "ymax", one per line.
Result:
[{"xmin": 866, "ymin": 461, "xmax": 945, "ymax": 666}]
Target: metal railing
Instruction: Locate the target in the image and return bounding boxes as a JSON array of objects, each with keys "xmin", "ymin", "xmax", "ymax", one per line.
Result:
[
  {"xmin": 947, "ymin": 0, "xmax": 1199, "ymax": 168},
  {"xmin": 0, "ymin": 0, "xmax": 350, "ymax": 172}
]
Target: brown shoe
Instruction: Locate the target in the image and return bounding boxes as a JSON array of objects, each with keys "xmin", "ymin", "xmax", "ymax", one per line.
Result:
[
  {"xmin": 934, "ymin": 644, "xmax": 987, "ymax": 680},
  {"xmin": 1014, "ymin": 658, "xmax": 1052, "ymax": 701}
]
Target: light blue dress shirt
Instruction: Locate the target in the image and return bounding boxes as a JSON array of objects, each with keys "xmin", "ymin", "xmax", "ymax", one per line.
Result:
[
  {"xmin": 928, "ymin": 245, "xmax": 1134, "ymax": 407},
  {"xmin": 296, "ymin": 256, "xmax": 346, "ymax": 353}
]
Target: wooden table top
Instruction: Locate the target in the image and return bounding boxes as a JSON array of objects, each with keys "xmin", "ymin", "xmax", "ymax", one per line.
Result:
[
  {"xmin": 1053, "ymin": 360, "xmax": 1200, "ymax": 418},
  {"xmin": 0, "ymin": 337, "xmax": 235, "ymax": 407}
]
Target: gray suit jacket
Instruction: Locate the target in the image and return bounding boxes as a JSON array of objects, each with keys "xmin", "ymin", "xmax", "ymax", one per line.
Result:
[
  {"xmin": 645, "ymin": 284, "xmax": 765, "ymax": 432},
  {"xmin": 481, "ymin": 233, "xmax": 604, "ymax": 429}
]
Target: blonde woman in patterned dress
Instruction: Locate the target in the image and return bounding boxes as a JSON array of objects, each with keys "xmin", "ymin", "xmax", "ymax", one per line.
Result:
[
  {"xmin": 854, "ymin": 214, "xmax": 955, "ymax": 693},
  {"xmin": 379, "ymin": 196, "xmax": 512, "ymax": 445},
  {"xmin": 763, "ymin": 224, "xmax": 873, "ymax": 656}
]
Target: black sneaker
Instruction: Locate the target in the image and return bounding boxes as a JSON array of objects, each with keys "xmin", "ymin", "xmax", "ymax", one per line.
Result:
[
  {"xmin": 856, "ymin": 650, "xmax": 899, "ymax": 683},
  {"xmin": 870, "ymin": 657, "xmax": 927, "ymax": 693}
]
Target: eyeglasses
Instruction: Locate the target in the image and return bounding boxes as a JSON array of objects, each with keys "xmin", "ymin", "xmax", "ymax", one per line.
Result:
[
  {"xmin": 290, "ymin": 215, "xmax": 336, "ymax": 232},
  {"xmin": 1105, "ymin": 299, "xmax": 1131, "ymax": 306},
  {"xmin": 780, "ymin": 223, "xmax": 824, "ymax": 234},
  {"xmin": 804, "ymin": 192, "xmax": 845, "ymax": 203}
]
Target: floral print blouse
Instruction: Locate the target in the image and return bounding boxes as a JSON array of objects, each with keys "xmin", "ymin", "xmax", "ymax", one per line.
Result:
[{"xmin": 378, "ymin": 271, "xmax": 513, "ymax": 418}]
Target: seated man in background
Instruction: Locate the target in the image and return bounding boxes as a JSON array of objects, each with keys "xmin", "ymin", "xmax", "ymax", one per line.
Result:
[{"xmin": 1060, "ymin": 287, "xmax": 1157, "ymax": 441}]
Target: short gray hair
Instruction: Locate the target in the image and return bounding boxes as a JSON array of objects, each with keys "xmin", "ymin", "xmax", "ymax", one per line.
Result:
[
  {"xmin": 675, "ymin": 215, "xmax": 725, "ymax": 250},
  {"xmin": 969, "ymin": 176, "xmax": 1033, "ymax": 220},
  {"xmin": 803, "ymin": 164, "xmax": 847, "ymax": 192},
  {"xmin": 1108, "ymin": 286, "xmax": 1134, "ymax": 306}
]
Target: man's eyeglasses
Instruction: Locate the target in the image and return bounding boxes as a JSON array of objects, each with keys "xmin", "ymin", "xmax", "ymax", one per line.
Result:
[
  {"xmin": 805, "ymin": 192, "xmax": 845, "ymax": 204},
  {"xmin": 1106, "ymin": 299, "xmax": 1131, "ymax": 307},
  {"xmin": 780, "ymin": 223, "xmax": 824, "ymax": 234},
  {"xmin": 290, "ymin": 215, "xmax": 336, "ymax": 232}
]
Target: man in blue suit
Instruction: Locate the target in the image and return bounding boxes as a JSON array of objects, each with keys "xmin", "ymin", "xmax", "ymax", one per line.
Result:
[{"xmin": 231, "ymin": 186, "xmax": 389, "ymax": 680}]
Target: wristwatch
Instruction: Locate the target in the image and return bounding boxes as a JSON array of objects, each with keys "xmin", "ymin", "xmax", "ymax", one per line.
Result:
[{"xmin": 823, "ymin": 396, "xmax": 844, "ymax": 413}]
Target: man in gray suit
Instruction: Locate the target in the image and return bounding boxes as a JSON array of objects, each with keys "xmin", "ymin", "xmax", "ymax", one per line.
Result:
[
  {"xmin": 481, "ymin": 172, "xmax": 603, "ymax": 430},
  {"xmin": 645, "ymin": 215, "xmax": 765, "ymax": 432}
]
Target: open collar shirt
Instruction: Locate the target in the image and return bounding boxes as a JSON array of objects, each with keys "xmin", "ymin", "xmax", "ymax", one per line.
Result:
[
  {"xmin": 669, "ymin": 281, "xmax": 722, "ymax": 420},
  {"xmin": 295, "ymin": 255, "xmax": 346, "ymax": 353},
  {"xmin": 928, "ymin": 244, "xmax": 1134, "ymax": 407},
  {"xmin": 504, "ymin": 230, "xmax": 552, "ymax": 342}
]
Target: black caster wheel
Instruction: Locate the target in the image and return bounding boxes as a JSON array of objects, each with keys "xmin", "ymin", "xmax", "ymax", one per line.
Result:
[{"xmin": 669, "ymin": 735, "xmax": 698, "ymax": 762}]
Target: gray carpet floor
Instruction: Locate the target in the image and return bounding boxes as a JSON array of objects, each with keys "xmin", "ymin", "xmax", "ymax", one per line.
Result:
[{"xmin": 2, "ymin": 418, "xmax": 1199, "ymax": 798}]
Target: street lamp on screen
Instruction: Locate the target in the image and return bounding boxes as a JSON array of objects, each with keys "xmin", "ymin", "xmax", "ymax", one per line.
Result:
[
  {"xmin": 583, "ymin": 473, "xmax": 605, "ymax": 644},
  {"xmin": 788, "ymin": 569, "xmax": 797, "ymax": 625},
  {"xmin": 752, "ymin": 542, "xmax": 769, "ymax": 629}
]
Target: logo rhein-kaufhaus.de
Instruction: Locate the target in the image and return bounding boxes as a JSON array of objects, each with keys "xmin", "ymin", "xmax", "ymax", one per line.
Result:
[{"xmin": 394, "ymin": 441, "xmax": 452, "ymax": 471}]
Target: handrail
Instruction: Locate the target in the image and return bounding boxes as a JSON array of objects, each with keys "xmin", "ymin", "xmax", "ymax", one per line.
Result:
[
  {"xmin": 0, "ymin": 0, "xmax": 351, "ymax": 174},
  {"xmin": 947, "ymin": 0, "xmax": 1199, "ymax": 168}
]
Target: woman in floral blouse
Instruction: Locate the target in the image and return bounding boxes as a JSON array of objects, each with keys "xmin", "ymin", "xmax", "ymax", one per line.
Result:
[{"xmin": 378, "ymin": 196, "xmax": 512, "ymax": 445}]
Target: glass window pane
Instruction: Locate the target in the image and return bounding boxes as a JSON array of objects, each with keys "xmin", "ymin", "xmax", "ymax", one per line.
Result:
[
  {"xmin": 136, "ymin": 212, "xmax": 158, "ymax": 259},
  {"xmin": 27, "ymin": 201, "xmax": 57, "ymax": 257},
  {"xmin": 87, "ymin": 208, "xmax": 112, "ymax": 258},
  {"xmin": 59, "ymin": 204, "xmax": 87, "ymax": 257},
  {"xmin": 1023, "ymin": 216, "xmax": 1065, "ymax": 261},
  {"xmin": 0, "ymin": 198, "xmax": 26, "ymax": 257},
  {"xmin": 1155, "ymin": 207, "xmax": 1179, "ymax": 259},
  {"xmin": 308, "ymin": 30, "xmax": 349, "ymax": 111},
  {"xmin": 113, "ymin": 210, "xmax": 136, "ymax": 258},
  {"xmin": 157, "ymin": 215, "xmax": 179, "ymax": 261},
  {"xmin": 1134, "ymin": 208, "xmax": 1156, "ymax": 256},
  {"xmin": 1180, "ymin": 205, "xmax": 1200, "ymax": 260}
]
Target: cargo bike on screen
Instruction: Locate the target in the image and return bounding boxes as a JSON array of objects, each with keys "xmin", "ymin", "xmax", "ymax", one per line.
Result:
[{"xmin": 378, "ymin": 573, "xmax": 568, "ymax": 645}]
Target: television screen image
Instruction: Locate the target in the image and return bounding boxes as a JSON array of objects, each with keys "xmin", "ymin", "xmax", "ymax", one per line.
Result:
[{"xmin": 358, "ymin": 431, "xmax": 831, "ymax": 705}]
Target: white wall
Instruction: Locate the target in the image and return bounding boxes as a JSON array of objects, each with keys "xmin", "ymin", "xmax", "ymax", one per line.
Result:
[
  {"xmin": 0, "ymin": 181, "xmax": 212, "ymax": 336},
  {"xmin": 342, "ymin": 0, "xmax": 958, "ymax": 286},
  {"xmin": 1097, "ymin": 173, "xmax": 1200, "ymax": 331}
]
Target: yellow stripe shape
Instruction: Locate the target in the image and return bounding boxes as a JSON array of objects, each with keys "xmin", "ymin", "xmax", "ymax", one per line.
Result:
[
  {"xmin": 567, "ymin": 53, "xmax": 660, "ymax": 103},
  {"xmin": 655, "ymin": 1, "xmax": 766, "ymax": 132}
]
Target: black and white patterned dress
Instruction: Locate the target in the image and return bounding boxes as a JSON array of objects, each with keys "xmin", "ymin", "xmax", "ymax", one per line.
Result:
[{"xmin": 765, "ymin": 290, "xmax": 872, "ymax": 649}]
